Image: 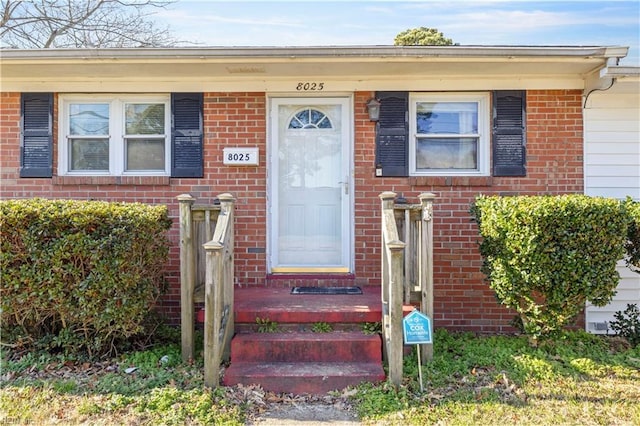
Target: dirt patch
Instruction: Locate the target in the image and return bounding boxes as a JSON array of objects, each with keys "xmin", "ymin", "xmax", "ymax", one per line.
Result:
[
  {"xmin": 234, "ymin": 385, "xmax": 361, "ymax": 425},
  {"xmin": 248, "ymin": 403, "xmax": 360, "ymax": 425}
]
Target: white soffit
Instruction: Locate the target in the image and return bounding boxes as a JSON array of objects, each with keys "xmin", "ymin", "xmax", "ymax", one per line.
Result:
[{"xmin": 0, "ymin": 45, "xmax": 629, "ymax": 92}]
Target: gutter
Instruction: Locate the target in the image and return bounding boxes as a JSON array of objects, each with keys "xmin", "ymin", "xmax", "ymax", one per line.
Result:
[
  {"xmin": 601, "ymin": 65, "xmax": 640, "ymax": 80},
  {"xmin": 0, "ymin": 45, "xmax": 630, "ymax": 62}
]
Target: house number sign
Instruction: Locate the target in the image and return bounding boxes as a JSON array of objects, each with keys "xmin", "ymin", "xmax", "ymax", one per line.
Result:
[
  {"xmin": 223, "ymin": 147, "xmax": 259, "ymax": 166},
  {"xmin": 296, "ymin": 82, "xmax": 325, "ymax": 91}
]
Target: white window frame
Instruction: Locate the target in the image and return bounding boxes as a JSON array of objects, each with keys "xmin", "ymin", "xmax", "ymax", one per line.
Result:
[
  {"xmin": 409, "ymin": 92, "xmax": 490, "ymax": 176},
  {"xmin": 58, "ymin": 94, "xmax": 171, "ymax": 176}
]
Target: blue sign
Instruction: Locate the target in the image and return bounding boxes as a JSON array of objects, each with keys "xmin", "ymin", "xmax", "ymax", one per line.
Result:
[{"xmin": 403, "ymin": 310, "xmax": 432, "ymax": 344}]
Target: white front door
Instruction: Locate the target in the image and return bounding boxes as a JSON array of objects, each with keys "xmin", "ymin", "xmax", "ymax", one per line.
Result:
[{"xmin": 269, "ymin": 97, "xmax": 352, "ymax": 272}]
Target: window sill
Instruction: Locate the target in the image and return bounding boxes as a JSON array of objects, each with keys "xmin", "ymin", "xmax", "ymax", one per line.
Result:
[
  {"xmin": 409, "ymin": 176, "xmax": 493, "ymax": 187},
  {"xmin": 53, "ymin": 175, "xmax": 171, "ymax": 186}
]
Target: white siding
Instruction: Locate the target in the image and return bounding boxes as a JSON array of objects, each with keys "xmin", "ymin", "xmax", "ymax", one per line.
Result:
[{"xmin": 584, "ymin": 83, "xmax": 640, "ymax": 334}]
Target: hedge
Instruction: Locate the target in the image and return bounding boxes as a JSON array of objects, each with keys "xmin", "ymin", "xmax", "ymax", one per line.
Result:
[
  {"xmin": 471, "ymin": 195, "xmax": 630, "ymax": 343},
  {"xmin": 0, "ymin": 199, "xmax": 172, "ymax": 356},
  {"xmin": 625, "ymin": 198, "xmax": 640, "ymax": 273}
]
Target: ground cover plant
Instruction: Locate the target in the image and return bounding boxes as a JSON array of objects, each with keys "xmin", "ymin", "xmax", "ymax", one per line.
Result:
[{"xmin": 2, "ymin": 330, "xmax": 638, "ymax": 425}]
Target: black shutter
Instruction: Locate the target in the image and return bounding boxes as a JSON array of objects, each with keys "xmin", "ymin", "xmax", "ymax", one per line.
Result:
[
  {"xmin": 375, "ymin": 91, "xmax": 408, "ymax": 177},
  {"xmin": 171, "ymin": 93, "xmax": 203, "ymax": 178},
  {"xmin": 492, "ymin": 91, "xmax": 526, "ymax": 177},
  {"xmin": 20, "ymin": 93, "xmax": 53, "ymax": 178}
]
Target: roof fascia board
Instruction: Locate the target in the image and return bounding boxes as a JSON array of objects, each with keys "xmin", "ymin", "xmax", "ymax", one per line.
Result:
[
  {"xmin": 0, "ymin": 45, "xmax": 629, "ymax": 62},
  {"xmin": 2, "ymin": 76, "xmax": 586, "ymax": 93}
]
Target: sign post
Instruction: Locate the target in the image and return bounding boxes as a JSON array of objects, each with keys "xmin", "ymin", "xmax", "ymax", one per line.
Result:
[{"xmin": 403, "ymin": 309, "xmax": 433, "ymax": 392}]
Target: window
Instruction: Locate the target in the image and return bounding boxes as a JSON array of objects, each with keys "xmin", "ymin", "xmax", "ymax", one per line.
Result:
[
  {"xmin": 59, "ymin": 95, "xmax": 170, "ymax": 176},
  {"xmin": 288, "ymin": 108, "xmax": 333, "ymax": 129},
  {"xmin": 409, "ymin": 93, "xmax": 490, "ymax": 176}
]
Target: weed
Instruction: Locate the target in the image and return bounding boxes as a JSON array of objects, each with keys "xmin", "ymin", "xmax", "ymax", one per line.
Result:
[
  {"xmin": 51, "ymin": 380, "xmax": 78, "ymax": 394},
  {"xmin": 2, "ymin": 351, "xmax": 64, "ymax": 374},
  {"xmin": 311, "ymin": 322, "xmax": 333, "ymax": 333},
  {"xmin": 361, "ymin": 322, "xmax": 382, "ymax": 335},
  {"xmin": 255, "ymin": 317, "xmax": 279, "ymax": 333},
  {"xmin": 120, "ymin": 344, "xmax": 182, "ymax": 371}
]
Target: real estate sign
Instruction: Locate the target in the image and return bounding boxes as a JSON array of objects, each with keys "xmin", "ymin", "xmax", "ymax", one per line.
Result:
[{"xmin": 403, "ymin": 309, "xmax": 432, "ymax": 345}]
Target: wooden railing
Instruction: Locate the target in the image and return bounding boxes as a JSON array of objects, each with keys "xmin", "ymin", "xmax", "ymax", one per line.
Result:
[
  {"xmin": 202, "ymin": 193, "xmax": 235, "ymax": 387},
  {"xmin": 380, "ymin": 191, "xmax": 435, "ymax": 386},
  {"xmin": 177, "ymin": 193, "xmax": 236, "ymax": 387}
]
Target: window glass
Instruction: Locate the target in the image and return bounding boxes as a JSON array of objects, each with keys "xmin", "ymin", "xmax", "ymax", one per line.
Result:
[
  {"xmin": 416, "ymin": 102, "xmax": 477, "ymax": 134},
  {"xmin": 125, "ymin": 103, "xmax": 165, "ymax": 135},
  {"xmin": 70, "ymin": 139, "xmax": 109, "ymax": 171},
  {"xmin": 126, "ymin": 139, "xmax": 165, "ymax": 171},
  {"xmin": 69, "ymin": 104, "xmax": 109, "ymax": 135},
  {"xmin": 289, "ymin": 108, "xmax": 333, "ymax": 129},
  {"xmin": 68, "ymin": 103, "xmax": 109, "ymax": 171},
  {"xmin": 416, "ymin": 137, "xmax": 477, "ymax": 169}
]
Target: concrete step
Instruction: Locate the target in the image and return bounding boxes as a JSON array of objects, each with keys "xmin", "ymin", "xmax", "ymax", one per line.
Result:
[
  {"xmin": 212, "ymin": 286, "xmax": 393, "ymax": 394},
  {"xmin": 222, "ymin": 361, "xmax": 385, "ymax": 394},
  {"xmin": 230, "ymin": 332, "xmax": 382, "ymax": 363}
]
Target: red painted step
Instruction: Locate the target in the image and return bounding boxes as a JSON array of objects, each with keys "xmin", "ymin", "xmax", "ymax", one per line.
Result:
[
  {"xmin": 216, "ymin": 286, "xmax": 402, "ymax": 394},
  {"xmin": 223, "ymin": 362, "xmax": 385, "ymax": 394},
  {"xmin": 233, "ymin": 287, "xmax": 382, "ymax": 324},
  {"xmin": 230, "ymin": 332, "xmax": 382, "ymax": 363}
]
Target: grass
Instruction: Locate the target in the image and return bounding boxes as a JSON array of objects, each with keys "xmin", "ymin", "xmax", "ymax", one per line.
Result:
[
  {"xmin": 1, "ymin": 342, "xmax": 245, "ymax": 425},
  {"xmin": 1, "ymin": 330, "xmax": 639, "ymax": 425},
  {"xmin": 352, "ymin": 329, "xmax": 640, "ymax": 425}
]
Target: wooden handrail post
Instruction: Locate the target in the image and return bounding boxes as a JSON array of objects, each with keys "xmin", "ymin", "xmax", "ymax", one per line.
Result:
[
  {"xmin": 379, "ymin": 191, "xmax": 406, "ymax": 387},
  {"xmin": 418, "ymin": 192, "xmax": 436, "ymax": 362},
  {"xmin": 379, "ymin": 192, "xmax": 396, "ymax": 306},
  {"xmin": 203, "ymin": 240, "xmax": 223, "ymax": 387},
  {"xmin": 387, "ymin": 241, "xmax": 406, "ymax": 387},
  {"xmin": 203, "ymin": 193, "xmax": 236, "ymax": 388},
  {"xmin": 177, "ymin": 193, "xmax": 196, "ymax": 362},
  {"xmin": 217, "ymin": 193, "xmax": 236, "ymax": 214},
  {"xmin": 217, "ymin": 193, "xmax": 236, "ymax": 362}
]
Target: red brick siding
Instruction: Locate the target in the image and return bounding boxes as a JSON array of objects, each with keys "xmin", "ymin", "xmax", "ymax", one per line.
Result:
[
  {"xmin": 0, "ymin": 89, "xmax": 584, "ymax": 332},
  {"xmin": 353, "ymin": 90, "xmax": 584, "ymax": 332}
]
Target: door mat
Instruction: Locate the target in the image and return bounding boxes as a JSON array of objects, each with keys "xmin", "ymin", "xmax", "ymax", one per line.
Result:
[{"xmin": 290, "ymin": 286, "xmax": 363, "ymax": 295}]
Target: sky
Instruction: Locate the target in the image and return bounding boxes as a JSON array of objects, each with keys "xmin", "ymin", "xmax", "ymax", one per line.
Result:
[{"xmin": 155, "ymin": 1, "xmax": 640, "ymax": 66}]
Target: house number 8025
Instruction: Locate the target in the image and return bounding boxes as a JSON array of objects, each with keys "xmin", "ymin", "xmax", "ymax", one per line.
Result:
[
  {"xmin": 223, "ymin": 147, "xmax": 259, "ymax": 166},
  {"xmin": 296, "ymin": 82, "xmax": 324, "ymax": 91}
]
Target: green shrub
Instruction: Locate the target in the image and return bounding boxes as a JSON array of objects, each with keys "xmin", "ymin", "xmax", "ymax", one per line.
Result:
[
  {"xmin": 624, "ymin": 198, "xmax": 640, "ymax": 273},
  {"xmin": 609, "ymin": 304, "xmax": 640, "ymax": 347},
  {"xmin": 471, "ymin": 195, "xmax": 629, "ymax": 344},
  {"xmin": 0, "ymin": 198, "xmax": 172, "ymax": 356}
]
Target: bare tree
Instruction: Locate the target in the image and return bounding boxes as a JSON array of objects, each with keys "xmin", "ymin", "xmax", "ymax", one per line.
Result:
[{"xmin": 1, "ymin": 0, "xmax": 178, "ymax": 48}]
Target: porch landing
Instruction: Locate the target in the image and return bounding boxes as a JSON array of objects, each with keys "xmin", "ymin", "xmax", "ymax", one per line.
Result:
[{"xmin": 234, "ymin": 285, "xmax": 381, "ymax": 324}]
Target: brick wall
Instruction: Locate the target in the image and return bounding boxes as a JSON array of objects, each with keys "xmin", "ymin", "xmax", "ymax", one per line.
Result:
[
  {"xmin": 353, "ymin": 90, "xmax": 584, "ymax": 332},
  {"xmin": 0, "ymin": 89, "xmax": 584, "ymax": 332}
]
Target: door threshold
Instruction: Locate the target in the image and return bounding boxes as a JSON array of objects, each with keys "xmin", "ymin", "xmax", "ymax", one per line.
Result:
[
  {"xmin": 267, "ymin": 272, "xmax": 355, "ymax": 279},
  {"xmin": 270, "ymin": 267, "xmax": 350, "ymax": 274}
]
